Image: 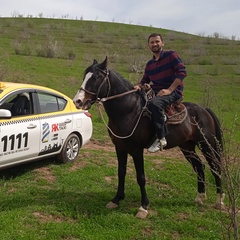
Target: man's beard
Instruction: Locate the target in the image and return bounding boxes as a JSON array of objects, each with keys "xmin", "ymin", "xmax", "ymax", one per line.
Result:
[{"xmin": 151, "ymin": 46, "xmax": 161, "ymax": 53}]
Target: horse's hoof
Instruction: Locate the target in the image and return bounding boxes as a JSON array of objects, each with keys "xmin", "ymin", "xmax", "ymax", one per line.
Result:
[
  {"xmin": 106, "ymin": 201, "xmax": 119, "ymax": 209},
  {"xmin": 214, "ymin": 203, "xmax": 226, "ymax": 211},
  {"xmin": 135, "ymin": 206, "xmax": 148, "ymax": 219},
  {"xmin": 195, "ymin": 192, "xmax": 207, "ymax": 205},
  {"xmin": 216, "ymin": 193, "xmax": 225, "ymax": 209}
]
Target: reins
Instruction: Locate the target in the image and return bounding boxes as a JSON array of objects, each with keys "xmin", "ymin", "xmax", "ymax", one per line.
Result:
[
  {"xmin": 94, "ymin": 68, "xmax": 138, "ymax": 103},
  {"xmin": 98, "ymin": 89, "xmax": 138, "ymax": 102},
  {"xmin": 96, "ymin": 97, "xmax": 148, "ymax": 139}
]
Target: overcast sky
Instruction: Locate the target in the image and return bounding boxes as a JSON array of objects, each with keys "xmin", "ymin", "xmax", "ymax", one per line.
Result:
[{"xmin": 1, "ymin": 0, "xmax": 240, "ymax": 40}]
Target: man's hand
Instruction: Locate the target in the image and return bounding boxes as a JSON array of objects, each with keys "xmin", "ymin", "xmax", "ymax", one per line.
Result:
[
  {"xmin": 143, "ymin": 83, "xmax": 151, "ymax": 90},
  {"xmin": 134, "ymin": 85, "xmax": 142, "ymax": 91},
  {"xmin": 157, "ymin": 89, "xmax": 172, "ymax": 96},
  {"xmin": 157, "ymin": 78, "xmax": 181, "ymax": 96}
]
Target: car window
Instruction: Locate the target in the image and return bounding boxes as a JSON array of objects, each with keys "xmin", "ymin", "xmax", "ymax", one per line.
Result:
[
  {"xmin": 0, "ymin": 92, "xmax": 32, "ymax": 117},
  {"xmin": 38, "ymin": 92, "xmax": 67, "ymax": 113}
]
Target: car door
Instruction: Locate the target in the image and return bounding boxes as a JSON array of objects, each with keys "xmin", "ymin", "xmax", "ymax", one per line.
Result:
[
  {"xmin": 0, "ymin": 92, "xmax": 40, "ymax": 167},
  {"xmin": 36, "ymin": 92, "xmax": 73, "ymax": 157}
]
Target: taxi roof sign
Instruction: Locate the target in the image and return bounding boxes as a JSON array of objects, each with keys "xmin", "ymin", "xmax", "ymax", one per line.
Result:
[{"xmin": 0, "ymin": 82, "xmax": 6, "ymax": 89}]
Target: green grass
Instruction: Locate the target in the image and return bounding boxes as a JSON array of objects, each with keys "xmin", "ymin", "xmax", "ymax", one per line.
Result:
[
  {"xmin": 0, "ymin": 149, "xmax": 231, "ymax": 240},
  {"xmin": 0, "ymin": 17, "xmax": 239, "ymax": 239}
]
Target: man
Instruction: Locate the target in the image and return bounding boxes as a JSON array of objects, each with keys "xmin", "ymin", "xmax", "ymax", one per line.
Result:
[{"xmin": 135, "ymin": 33, "xmax": 187, "ymax": 152}]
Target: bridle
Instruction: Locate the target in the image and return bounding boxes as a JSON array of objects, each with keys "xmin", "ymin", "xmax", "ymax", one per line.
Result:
[
  {"xmin": 79, "ymin": 68, "xmax": 138, "ymax": 103},
  {"xmin": 79, "ymin": 68, "xmax": 110, "ymax": 105}
]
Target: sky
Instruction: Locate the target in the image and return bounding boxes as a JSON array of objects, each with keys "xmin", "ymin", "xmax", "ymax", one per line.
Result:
[{"xmin": 1, "ymin": 0, "xmax": 240, "ymax": 40}]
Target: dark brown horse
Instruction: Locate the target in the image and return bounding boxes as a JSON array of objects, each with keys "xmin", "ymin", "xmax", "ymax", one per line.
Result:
[{"xmin": 73, "ymin": 57, "xmax": 224, "ymax": 218}]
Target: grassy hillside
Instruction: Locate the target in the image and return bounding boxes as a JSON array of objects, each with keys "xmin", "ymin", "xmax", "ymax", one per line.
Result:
[
  {"xmin": 0, "ymin": 17, "xmax": 239, "ymax": 141},
  {"xmin": 0, "ymin": 18, "xmax": 239, "ymax": 240}
]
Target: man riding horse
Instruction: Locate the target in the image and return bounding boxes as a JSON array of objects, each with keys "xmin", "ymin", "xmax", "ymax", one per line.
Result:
[
  {"xmin": 134, "ymin": 33, "xmax": 187, "ymax": 152},
  {"xmin": 73, "ymin": 32, "xmax": 224, "ymax": 217}
]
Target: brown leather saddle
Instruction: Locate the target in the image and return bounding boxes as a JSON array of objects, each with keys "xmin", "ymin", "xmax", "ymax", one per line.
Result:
[
  {"xmin": 144, "ymin": 85, "xmax": 187, "ymax": 125},
  {"xmin": 165, "ymin": 98, "xmax": 187, "ymax": 125}
]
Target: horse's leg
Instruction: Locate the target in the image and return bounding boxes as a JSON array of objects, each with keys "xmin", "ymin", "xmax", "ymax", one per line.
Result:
[
  {"xmin": 180, "ymin": 143, "xmax": 207, "ymax": 205},
  {"xmin": 106, "ymin": 149, "xmax": 127, "ymax": 209},
  {"xmin": 132, "ymin": 149, "xmax": 149, "ymax": 219},
  {"xmin": 200, "ymin": 142, "xmax": 225, "ymax": 209}
]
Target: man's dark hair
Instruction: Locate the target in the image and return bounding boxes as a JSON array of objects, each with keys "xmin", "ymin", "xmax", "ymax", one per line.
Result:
[{"xmin": 148, "ymin": 33, "xmax": 163, "ymax": 42}]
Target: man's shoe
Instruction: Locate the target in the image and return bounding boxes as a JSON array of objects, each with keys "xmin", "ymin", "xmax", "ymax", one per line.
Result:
[
  {"xmin": 148, "ymin": 137, "xmax": 167, "ymax": 153},
  {"xmin": 160, "ymin": 137, "xmax": 167, "ymax": 148},
  {"xmin": 148, "ymin": 138, "xmax": 160, "ymax": 153}
]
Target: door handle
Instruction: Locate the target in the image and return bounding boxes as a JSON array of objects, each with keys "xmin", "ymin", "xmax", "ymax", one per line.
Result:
[
  {"xmin": 27, "ymin": 124, "xmax": 37, "ymax": 129},
  {"xmin": 64, "ymin": 119, "xmax": 72, "ymax": 124}
]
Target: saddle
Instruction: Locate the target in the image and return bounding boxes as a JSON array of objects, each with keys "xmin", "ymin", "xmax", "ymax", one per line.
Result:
[
  {"xmin": 165, "ymin": 99, "xmax": 187, "ymax": 125},
  {"xmin": 144, "ymin": 85, "xmax": 187, "ymax": 125}
]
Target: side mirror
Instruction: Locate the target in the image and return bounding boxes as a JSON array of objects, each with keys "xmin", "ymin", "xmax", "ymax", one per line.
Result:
[{"xmin": 0, "ymin": 109, "xmax": 12, "ymax": 119}]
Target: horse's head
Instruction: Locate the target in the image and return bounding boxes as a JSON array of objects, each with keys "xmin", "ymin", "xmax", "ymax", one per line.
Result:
[{"xmin": 73, "ymin": 57, "xmax": 110, "ymax": 110}]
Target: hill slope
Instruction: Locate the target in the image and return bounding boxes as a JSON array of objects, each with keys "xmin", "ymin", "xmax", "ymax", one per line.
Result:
[{"xmin": 0, "ymin": 17, "xmax": 239, "ymax": 140}]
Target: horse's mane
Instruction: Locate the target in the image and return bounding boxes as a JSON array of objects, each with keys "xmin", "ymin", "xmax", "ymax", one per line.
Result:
[
  {"xmin": 109, "ymin": 69, "xmax": 134, "ymax": 90},
  {"xmin": 83, "ymin": 61, "xmax": 136, "ymax": 93},
  {"xmin": 109, "ymin": 68, "xmax": 146, "ymax": 106}
]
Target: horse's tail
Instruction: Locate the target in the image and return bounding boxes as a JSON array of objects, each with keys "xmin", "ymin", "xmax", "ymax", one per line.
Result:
[{"xmin": 205, "ymin": 108, "xmax": 224, "ymax": 158}]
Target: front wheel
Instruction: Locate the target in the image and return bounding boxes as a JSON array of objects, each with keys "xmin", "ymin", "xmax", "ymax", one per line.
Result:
[{"xmin": 57, "ymin": 133, "xmax": 81, "ymax": 163}]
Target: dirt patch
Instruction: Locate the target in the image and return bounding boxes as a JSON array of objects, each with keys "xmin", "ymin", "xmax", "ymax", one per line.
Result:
[
  {"xmin": 33, "ymin": 167, "xmax": 56, "ymax": 184},
  {"xmin": 69, "ymin": 160, "xmax": 87, "ymax": 171},
  {"xmin": 82, "ymin": 139, "xmax": 115, "ymax": 152},
  {"xmin": 33, "ymin": 211, "xmax": 76, "ymax": 223},
  {"xmin": 82, "ymin": 139, "xmax": 185, "ymax": 161}
]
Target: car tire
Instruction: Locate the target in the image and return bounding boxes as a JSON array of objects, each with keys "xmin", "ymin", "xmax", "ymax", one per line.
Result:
[{"xmin": 57, "ymin": 133, "xmax": 81, "ymax": 163}]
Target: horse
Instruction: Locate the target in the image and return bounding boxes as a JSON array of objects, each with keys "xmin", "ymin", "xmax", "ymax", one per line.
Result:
[{"xmin": 73, "ymin": 57, "xmax": 225, "ymax": 218}]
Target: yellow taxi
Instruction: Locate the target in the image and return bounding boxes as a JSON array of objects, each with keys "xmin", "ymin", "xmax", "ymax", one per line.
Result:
[{"xmin": 0, "ymin": 82, "xmax": 92, "ymax": 169}]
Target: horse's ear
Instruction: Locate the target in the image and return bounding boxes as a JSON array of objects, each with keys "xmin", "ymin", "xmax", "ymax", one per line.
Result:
[
  {"xmin": 103, "ymin": 56, "xmax": 108, "ymax": 67},
  {"xmin": 98, "ymin": 57, "xmax": 108, "ymax": 71},
  {"xmin": 93, "ymin": 59, "xmax": 98, "ymax": 65}
]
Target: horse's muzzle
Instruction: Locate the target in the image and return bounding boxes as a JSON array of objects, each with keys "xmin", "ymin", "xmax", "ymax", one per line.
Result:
[
  {"xmin": 82, "ymin": 99, "xmax": 92, "ymax": 110},
  {"xmin": 74, "ymin": 99, "xmax": 92, "ymax": 110}
]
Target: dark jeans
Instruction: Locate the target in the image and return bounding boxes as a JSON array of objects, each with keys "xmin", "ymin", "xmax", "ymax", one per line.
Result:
[{"xmin": 148, "ymin": 91, "xmax": 180, "ymax": 139}]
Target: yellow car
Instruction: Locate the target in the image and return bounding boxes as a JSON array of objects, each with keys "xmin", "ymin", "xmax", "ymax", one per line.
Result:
[{"xmin": 0, "ymin": 82, "xmax": 92, "ymax": 169}]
